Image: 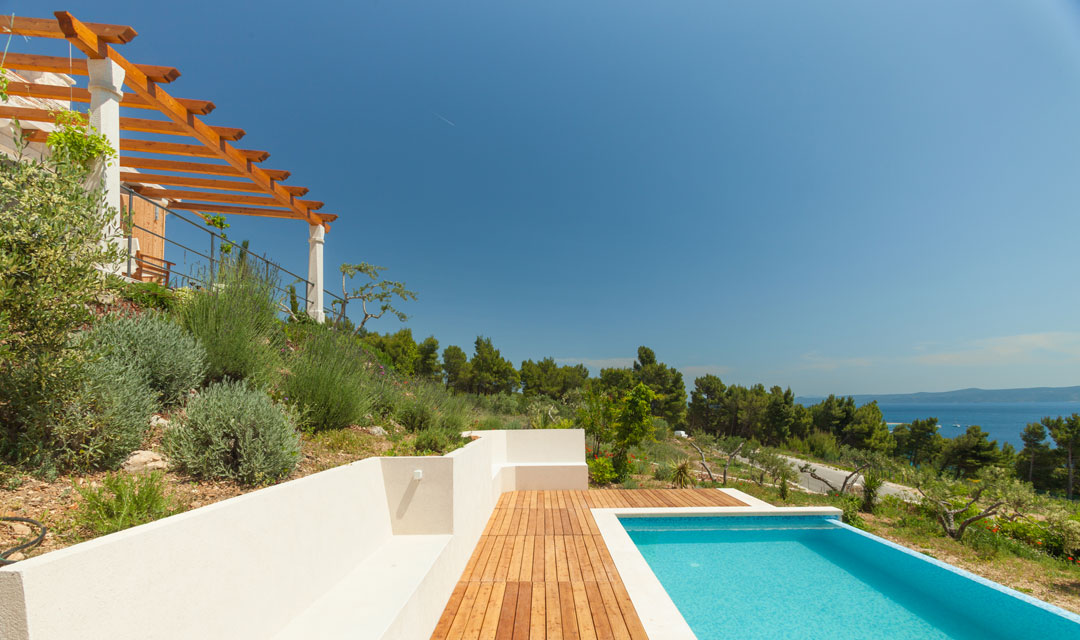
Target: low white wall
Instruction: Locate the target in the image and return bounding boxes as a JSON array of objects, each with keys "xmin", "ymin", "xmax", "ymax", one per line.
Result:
[{"xmin": 0, "ymin": 429, "xmax": 586, "ymax": 640}]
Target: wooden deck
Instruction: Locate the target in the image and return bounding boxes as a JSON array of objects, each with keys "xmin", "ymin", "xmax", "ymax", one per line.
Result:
[{"xmin": 430, "ymin": 489, "xmax": 747, "ymax": 640}]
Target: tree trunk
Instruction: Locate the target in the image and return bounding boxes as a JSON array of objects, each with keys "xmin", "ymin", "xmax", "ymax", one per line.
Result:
[
  {"xmin": 1028, "ymin": 452, "xmax": 1035, "ymax": 483},
  {"xmin": 1068, "ymin": 447, "xmax": 1075, "ymax": 500},
  {"xmin": 687, "ymin": 441, "xmax": 715, "ymax": 483}
]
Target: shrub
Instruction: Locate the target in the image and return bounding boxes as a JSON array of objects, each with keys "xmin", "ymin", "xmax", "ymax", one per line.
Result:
[
  {"xmin": 861, "ymin": 471, "xmax": 885, "ymax": 514},
  {"xmin": 0, "ymin": 142, "xmax": 119, "ymax": 467},
  {"xmin": 108, "ymin": 277, "xmax": 178, "ymax": 312},
  {"xmin": 75, "ymin": 471, "xmax": 178, "ymax": 535},
  {"xmin": 672, "ymin": 459, "xmax": 696, "ymax": 488},
  {"xmin": 440, "ymin": 410, "xmax": 469, "ymax": 434},
  {"xmin": 81, "ymin": 312, "xmax": 206, "ymax": 407},
  {"xmin": 283, "ymin": 329, "xmax": 377, "ymax": 432},
  {"xmin": 479, "ymin": 415, "xmax": 506, "ymax": 430},
  {"xmin": 164, "ymin": 381, "xmax": 300, "ymax": 485},
  {"xmin": 15, "ymin": 355, "xmax": 155, "ymax": 475},
  {"xmin": 588, "ymin": 456, "xmax": 617, "ymax": 485},
  {"xmin": 840, "ymin": 494, "xmax": 865, "ymax": 529},
  {"xmin": 397, "ymin": 402, "xmax": 435, "ymax": 432},
  {"xmin": 653, "ymin": 462, "xmax": 674, "ymax": 482},
  {"xmin": 806, "ymin": 430, "xmax": 841, "ymax": 462},
  {"xmin": 179, "ymin": 261, "xmax": 282, "ymax": 386},
  {"xmin": 413, "ymin": 427, "xmax": 466, "ymax": 455}
]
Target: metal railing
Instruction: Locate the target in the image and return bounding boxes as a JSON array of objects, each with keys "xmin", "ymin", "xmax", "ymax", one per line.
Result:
[{"xmin": 119, "ymin": 186, "xmax": 343, "ymax": 319}]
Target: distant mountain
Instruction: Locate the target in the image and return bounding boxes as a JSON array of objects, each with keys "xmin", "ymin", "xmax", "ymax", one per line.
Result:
[{"xmin": 796, "ymin": 386, "xmax": 1080, "ymax": 406}]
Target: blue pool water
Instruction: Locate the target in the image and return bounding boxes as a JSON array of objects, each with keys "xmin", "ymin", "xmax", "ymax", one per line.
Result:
[{"xmin": 622, "ymin": 516, "xmax": 1080, "ymax": 639}]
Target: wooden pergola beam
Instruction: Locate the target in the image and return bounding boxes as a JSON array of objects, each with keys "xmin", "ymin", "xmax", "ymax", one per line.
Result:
[
  {"xmin": 120, "ymin": 172, "xmax": 309, "ymax": 196},
  {"xmin": 120, "ymin": 139, "xmax": 268, "ymax": 162},
  {"xmin": 167, "ymin": 201, "xmax": 336, "ymax": 224},
  {"xmin": 18, "ymin": 128, "xmax": 265, "ymax": 161},
  {"xmin": 3, "ymin": 16, "xmax": 137, "ymax": 44},
  {"xmin": 0, "ymin": 105, "xmax": 245, "ymax": 140},
  {"xmin": 119, "ymin": 157, "xmax": 290, "ymax": 180},
  {"xmin": 132, "ymin": 186, "xmax": 323, "ymax": 210},
  {"xmin": 2, "ymin": 53, "xmax": 180, "ymax": 83},
  {"xmin": 5, "ymin": 81, "xmax": 215, "ymax": 115},
  {"xmin": 54, "ymin": 11, "xmax": 323, "ymax": 227}
]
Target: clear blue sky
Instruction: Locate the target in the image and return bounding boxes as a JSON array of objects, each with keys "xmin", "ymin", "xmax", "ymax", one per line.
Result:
[{"xmin": 13, "ymin": 0, "xmax": 1080, "ymax": 395}]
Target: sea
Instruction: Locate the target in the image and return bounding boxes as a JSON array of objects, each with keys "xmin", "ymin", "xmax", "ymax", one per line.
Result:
[{"xmin": 877, "ymin": 402, "xmax": 1080, "ymax": 449}]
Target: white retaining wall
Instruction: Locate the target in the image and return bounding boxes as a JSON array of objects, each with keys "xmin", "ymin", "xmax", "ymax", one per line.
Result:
[{"xmin": 0, "ymin": 429, "xmax": 587, "ymax": 640}]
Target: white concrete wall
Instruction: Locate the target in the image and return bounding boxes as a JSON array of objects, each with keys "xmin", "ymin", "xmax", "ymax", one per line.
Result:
[{"xmin": 0, "ymin": 429, "xmax": 586, "ymax": 640}]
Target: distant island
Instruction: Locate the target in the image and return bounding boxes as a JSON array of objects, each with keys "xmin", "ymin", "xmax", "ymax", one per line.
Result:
[{"xmin": 796, "ymin": 385, "xmax": 1080, "ymax": 405}]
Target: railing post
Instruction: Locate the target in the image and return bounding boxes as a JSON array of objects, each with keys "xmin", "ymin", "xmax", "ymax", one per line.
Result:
[
  {"xmin": 307, "ymin": 224, "xmax": 325, "ymax": 322},
  {"xmin": 209, "ymin": 234, "xmax": 216, "ymax": 283}
]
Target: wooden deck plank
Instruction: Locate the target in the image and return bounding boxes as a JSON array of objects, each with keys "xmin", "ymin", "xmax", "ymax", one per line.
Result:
[
  {"xmin": 495, "ymin": 582, "xmax": 519, "ymax": 639},
  {"xmin": 430, "ymin": 489, "xmax": 747, "ymax": 639}
]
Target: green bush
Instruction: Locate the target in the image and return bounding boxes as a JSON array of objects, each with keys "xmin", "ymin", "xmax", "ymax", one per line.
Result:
[
  {"xmin": 164, "ymin": 380, "xmax": 300, "ymax": 485},
  {"xmin": 76, "ymin": 471, "xmax": 178, "ymax": 535},
  {"xmin": 839, "ymin": 494, "xmax": 865, "ymax": 529},
  {"xmin": 860, "ymin": 471, "xmax": 885, "ymax": 514},
  {"xmin": 807, "ymin": 430, "xmax": 842, "ymax": 462},
  {"xmin": 397, "ymin": 401, "xmax": 435, "ymax": 432},
  {"xmin": 283, "ymin": 329, "xmax": 378, "ymax": 432},
  {"xmin": 0, "ymin": 144, "xmax": 119, "ymax": 469},
  {"xmin": 179, "ymin": 262, "xmax": 282, "ymax": 386},
  {"xmin": 81, "ymin": 312, "xmax": 206, "ymax": 407},
  {"xmin": 671, "ymin": 459, "xmax": 696, "ymax": 488},
  {"xmin": 15, "ymin": 355, "xmax": 155, "ymax": 475},
  {"xmin": 478, "ymin": 415, "xmax": 507, "ymax": 430},
  {"xmin": 653, "ymin": 462, "xmax": 674, "ymax": 482},
  {"xmin": 588, "ymin": 456, "xmax": 617, "ymax": 485},
  {"xmin": 107, "ymin": 277, "xmax": 179, "ymax": 312},
  {"xmin": 413, "ymin": 427, "xmax": 467, "ymax": 455}
]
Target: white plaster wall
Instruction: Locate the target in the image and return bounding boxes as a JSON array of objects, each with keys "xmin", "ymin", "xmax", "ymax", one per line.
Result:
[
  {"xmin": 0, "ymin": 430, "xmax": 586, "ymax": 640},
  {"xmin": 1, "ymin": 459, "xmax": 393, "ymax": 640}
]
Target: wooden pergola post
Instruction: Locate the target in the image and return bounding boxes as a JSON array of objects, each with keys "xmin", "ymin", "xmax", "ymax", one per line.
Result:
[{"xmin": 307, "ymin": 224, "xmax": 325, "ymax": 322}]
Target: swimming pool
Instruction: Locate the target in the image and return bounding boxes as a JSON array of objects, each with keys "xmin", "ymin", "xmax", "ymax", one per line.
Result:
[{"xmin": 621, "ymin": 515, "xmax": 1080, "ymax": 639}]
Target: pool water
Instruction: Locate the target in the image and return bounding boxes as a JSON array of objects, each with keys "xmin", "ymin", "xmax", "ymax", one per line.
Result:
[{"xmin": 622, "ymin": 516, "xmax": 1080, "ymax": 640}]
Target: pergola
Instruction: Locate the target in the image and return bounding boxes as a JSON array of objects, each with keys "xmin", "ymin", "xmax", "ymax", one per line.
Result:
[{"xmin": 0, "ymin": 12, "xmax": 335, "ymax": 320}]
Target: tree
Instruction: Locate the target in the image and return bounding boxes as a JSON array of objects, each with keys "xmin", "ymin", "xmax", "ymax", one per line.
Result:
[
  {"xmin": 842, "ymin": 402, "xmax": 895, "ymax": 454},
  {"xmin": 1048, "ymin": 413, "xmax": 1080, "ymax": 499},
  {"xmin": 937, "ymin": 425, "xmax": 1000, "ymax": 478},
  {"xmin": 576, "ymin": 388, "xmax": 619, "ymax": 452},
  {"xmin": 687, "ymin": 374, "xmax": 727, "ymax": 435},
  {"xmin": 333, "ymin": 262, "xmax": 417, "ymax": 333},
  {"xmin": 762, "ymin": 386, "xmax": 797, "ymax": 445},
  {"xmin": 632, "ymin": 346, "xmax": 687, "ymax": 426},
  {"xmin": 415, "ymin": 336, "xmax": 441, "ymax": 380},
  {"xmin": 893, "ymin": 418, "xmax": 943, "ymax": 466},
  {"xmin": 520, "ymin": 358, "xmax": 589, "ymax": 399},
  {"xmin": 363, "ymin": 328, "xmax": 419, "ymax": 376},
  {"xmin": 467, "ymin": 336, "xmax": 519, "ymax": 395},
  {"xmin": 916, "ymin": 468, "xmax": 1035, "ymax": 541},
  {"xmin": 612, "ymin": 383, "xmax": 656, "ymax": 478},
  {"xmin": 1017, "ymin": 421, "xmax": 1056, "ymax": 489},
  {"xmin": 442, "ymin": 345, "xmax": 469, "ymax": 391}
]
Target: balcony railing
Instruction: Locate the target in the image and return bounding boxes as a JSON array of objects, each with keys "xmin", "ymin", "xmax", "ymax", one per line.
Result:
[{"xmin": 119, "ymin": 186, "xmax": 342, "ymax": 320}]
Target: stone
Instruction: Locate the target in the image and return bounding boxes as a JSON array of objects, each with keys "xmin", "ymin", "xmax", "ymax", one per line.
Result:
[
  {"xmin": 7, "ymin": 522, "xmax": 31, "ymax": 537},
  {"xmin": 366, "ymin": 426, "xmax": 388, "ymax": 437},
  {"xmin": 122, "ymin": 450, "xmax": 168, "ymax": 474},
  {"xmin": 149, "ymin": 414, "xmax": 170, "ymax": 429},
  {"xmin": 7, "ymin": 552, "xmax": 25, "ymax": 562}
]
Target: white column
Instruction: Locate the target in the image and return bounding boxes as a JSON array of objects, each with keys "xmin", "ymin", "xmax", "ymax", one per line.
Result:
[
  {"xmin": 87, "ymin": 60, "xmax": 124, "ymax": 216},
  {"xmin": 87, "ymin": 59, "xmax": 126, "ymax": 266},
  {"xmin": 307, "ymin": 224, "xmax": 326, "ymax": 322}
]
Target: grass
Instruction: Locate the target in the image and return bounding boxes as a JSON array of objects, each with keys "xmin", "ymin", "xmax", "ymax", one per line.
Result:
[{"xmin": 74, "ymin": 472, "xmax": 180, "ymax": 536}]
